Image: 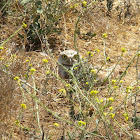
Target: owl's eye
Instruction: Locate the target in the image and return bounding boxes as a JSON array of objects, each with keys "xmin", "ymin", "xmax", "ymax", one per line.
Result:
[
  {"xmin": 62, "ymin": 54, "xmax": 67, "ymax": 59},
  {"xmin": 74, "ymin": 55, "xmax": 78, "ymax": 60}
]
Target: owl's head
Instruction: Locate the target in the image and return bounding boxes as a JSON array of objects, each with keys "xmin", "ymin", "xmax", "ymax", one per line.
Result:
[{"xmin": 58, "ymin": 50, "xmax": 79, "ymax": 66}]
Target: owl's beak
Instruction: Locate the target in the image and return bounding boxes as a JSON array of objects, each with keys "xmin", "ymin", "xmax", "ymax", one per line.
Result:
[{"xmin": 69, "ymin": 58, "xmax": 72, "ymax": 65}]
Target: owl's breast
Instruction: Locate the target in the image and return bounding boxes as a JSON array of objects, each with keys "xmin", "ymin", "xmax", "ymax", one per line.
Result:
[
  {"xmin": 60, "ymin": 63, "xmax": 73, "ymax": 70},
  {"xmin": 58, "ymin": 64, "xmax": 71, "ymax": 79}
]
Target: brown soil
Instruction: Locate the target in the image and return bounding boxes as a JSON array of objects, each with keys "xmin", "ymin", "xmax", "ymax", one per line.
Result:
[{"xmin": 0, "ymin": 0, "xmax": 140, "ymax": 139}]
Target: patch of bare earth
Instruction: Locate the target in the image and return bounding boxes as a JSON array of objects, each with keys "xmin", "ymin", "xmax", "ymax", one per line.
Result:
[{"xmin": 0, "ymin": 0, "xmax": 139, "ymax": 139}]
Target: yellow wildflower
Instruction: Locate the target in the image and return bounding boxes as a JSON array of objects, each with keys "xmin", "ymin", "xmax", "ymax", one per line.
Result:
[
  {"xmin": 126, "ymin": 88, "xmax": 130, "ymax": 93},
  {"xmin": 106, "ymin": 57, "xmax": 110, "ymax": 61},
  {"xmin": 74, "ymin": 67, "xmax": 78, "ymax": 70},
  {"xmin": 87, "ymin": 51, "xmax": 94, "ymax": 56},
  {"xmin": 22, "ymin": 23, "xmax": 27, "ymax": 28},
  {"xmin": 21, "ymin": 104, "xmax": 26, "ymax": 109},
  {"xmin": 30, "ymin": 68, "xmax": 36, "ymax": 74},
  {"xmin": 91, "ymin": 69, "xmax": 96, "ymax": 73},
  {"xmin": 95, "ymin": 97, "xmax": 100, "ymax": 103},
  {"xmin": 0, "ymin": 47, "xmax": 4, "ymax": 50},
  {"xmin": 112, "ymin": 80, "xmax": 117, "ymax": 84},
  {"xmin": 78, "ymin": 121, "xmax": 86, "ymax": 126},
  {"xmin": 102, "ymin": 33, "xmax": 108, "ymax": 38},
  {"xmin": 103, "ymin": 112, "xmax": 107, "ymax": 116},
  {"xmin": 14, "ymin": 76, "xmax": 20, "ymax": 81},
  {"xmin": 86, "ymin": 82, "xmax": 89, "ymax": 85},
  {"xmin": 90, "ymin": 90, "xmax": 98, "ymax": 96},
  {"xmin": 54, "ymin": 123, "xmax": 60, "ymax": 127},
  {"xmin": 59, "ymin": 89, "xmax": 66, "ymax": 94},
  {"xmin": 70, "ymin": 5, "xmax": 74, "ymax": 9},
  {"xmin": 29, "ymin": 64, "xmax": 32, "ymax": 67},
  {"xmin": 125, "ymin": 116, "xmax": 129, "ymax": 121},
  {"xmin": 109, "ymin": 113, "xmax": 115, "ymax": 118},
  {"xmin": 123, "ymin": 113, "xmax": 129, "ymax": 122},
  {"xmin": 126, "ymin": 86, "xmax": 134, "ymax": 93},
  {"xmin": 90, "ymin": 53, "xmax": 94, "ymax": 57},
  {"xmin": 121, "ymin": 47, "xmax": 126, "ymax": 53},
  {"xmin": 95, "ymin": 49, "xmax": 100, "ymax": 53},
  {"xmin": 74, "ymin": 3, "xmax": 79, "ymax": 8},
  {"xmin": 109, "ymin": 107, "xmax": 113, "ymax": 111},
  {"xmin": 100, "ymin": 99, "xmax": 103, "ymax": 103},
  {"xmin": 123, "ymin": 113, "xmax": 128, "ymax": 117},
  {"xmin": 66, "ymin": 84, "xmax": 71, "ymax": 87},
  {"xmin": 43, "ymin": 59, "xmax": 48, "ymax": 63},
  {"xmin": 46, "ymin": 70, "xmax": 50, "ymax": 74},
  {"xmin": 114, "ymin": 86, "xmax": 119, "ymax": 90},
  {"xmin": 0, "ymin": 58, "xmax": 4, "ymax": 60},
  {"xmin": 127, "ymin": 86, "xmax": 134, "ymax": 90},
  {"xmin": 5, "ymin": 65, "xmax": 9, "ymax": 67},
  {"xmin": 82, "ymin": 1, "xmax": 87, "ymax": 7},
  {"xmin": 108, "ymin": 97, "xmax": 114, "ymax": 101},
  {"xmin": 25, "ymin": 60, "xmax": 29, "ymax": 63},
  {"xmin": 11, "ymin": 54, "xmax": 16, "ymax": 57},
  {"xmin": 15, "ymin": 120, "xmax": 20, "ymax": 125}
]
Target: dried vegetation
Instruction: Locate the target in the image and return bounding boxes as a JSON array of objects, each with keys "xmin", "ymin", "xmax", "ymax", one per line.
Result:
[{"xmin": 0, "ymin": 0, "xmax": 140, "ymax": 139}]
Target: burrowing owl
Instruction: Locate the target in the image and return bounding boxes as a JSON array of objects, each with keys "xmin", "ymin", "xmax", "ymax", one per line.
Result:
[
  {"xmin": 58, "ymin": 49, "xmax": 120, "ymax": 86},
  {"xmin": 58, "ymin": 50, "xmax": 79, "ymax": 79}
]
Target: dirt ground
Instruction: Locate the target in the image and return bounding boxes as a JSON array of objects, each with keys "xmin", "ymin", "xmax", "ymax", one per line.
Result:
[{"xmin": 0, "ymin": 0, "xmax": 140, "ymax": 139}]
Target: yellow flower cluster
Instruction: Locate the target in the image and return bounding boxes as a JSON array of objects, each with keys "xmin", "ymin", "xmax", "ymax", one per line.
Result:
[
  {"xmin": 121, "ymin": 47, "xmax": 126, "ymax": 53},
  {"xmin": 106, "ymin": 57, "xmax": 110, "ymax": 61},
  {"xmin": 114, "ymin": 86, "xmax": 119, "ymax": 90},
  {"xmin": 86, "ymin": 82, "xmax": 89, "ymax": 85},
  {"xmin": 108, "ymin": 97, "xmax": 114, "ymax": 101},
  {"xmin": 21, "ymin": 104, "xmax": 26, "ymax": 109},
  {"xmin": 90, "ymin": 90, "xmax": 98, "ymax": 96},
  {"xmin": 66, "ymin": 84, "xmax": 71, "ymax": 87},
  {"xmin": 95, "ymin": 97, "xmax": 103, "ymax": 103},
  {"xmin": 43, "ymin": 59, "xmax": 48, "ymax": 63},
  {"xmin": 78, "ymin": 121, "xmax": 86, "ymax": 126},
  {"xmin": 109, "ymin": 113, "xmax": 115, "ymax": 118},
  {"xmin": 30, "ymin": 68, "xmax": 36, "ymax": 74},
  {"xmin": 22, "ymin": 23, "xmax": 27, "ymax": 28},
  {"xmin": 82, "ymin": 1, "xmax": 87, "ymax": 7},
  {"xmin": 59, "ymin": 89, "xmax": 66, "ymax": 94},
  {"xmin": 46, "ymin": 70, "xmax": 50, "ymax": 74},
  {"xmin": 123, "ymin": 113, "xmax": 129, "ymax": 122},
  {"xmin": 25, "ymin": 60, "xmax": 29, "ymax": 63},
  {"xmin": 54, "ymin": 123, "xmax": 60, "ymax": 127},
  {"xmin": 0, "ymin": 47, "xmax": 4, "ymax": 50},
  {"xmin": 11, "ymin": 54, "xmax": 16, "ymax": 57},
  {"xmin": 15, "ymin": 120, "xmax": 20, "ymax": 125},
  {"xmin": 109, "ymin": 107, "xmax": 113, "ymax": 111},
  {"xmin": 70, "ymin": 3, "xmax": 79, "ymax": 9},
  {"xmin": 102, "ymin": 33, "xmax": 108, "ymax": 38},
  {"xmin": 91, "ymin": 69, "xmax": 96, "ymax": 73},
  {"xmin": 126, "ymin": 86, "xmax": 134, "ymax": 93},
  {"xmin": 87, "ymin": 51, "xmax": 94, "ymax": 57},
  {"xmin": 0, "ymin": 58, "xmax": 4, "ymax": 60},
  {"xmin": 74, "ymin": 67, "xmax": 78, "ymax": 70},
  {"xmin": 112, "ymin": 80, "xmax": 117, "ymax": 84},
  {"xmin": 14, "ymin": 76, "xmax": 20, "ymax": 81},
  {"xmin": 95, "ymin": 49, "xmax": 100, "ymax": 53}
]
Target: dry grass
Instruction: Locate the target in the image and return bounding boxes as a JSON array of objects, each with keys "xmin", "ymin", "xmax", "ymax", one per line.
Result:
[{"xmin": 0, "ymin": 0, "xmax": 140, "ymax": 139}]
